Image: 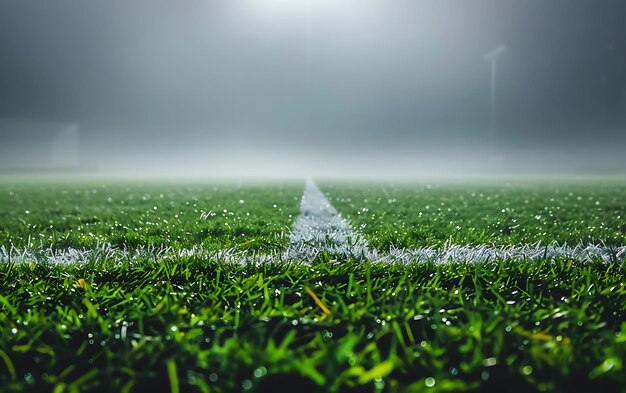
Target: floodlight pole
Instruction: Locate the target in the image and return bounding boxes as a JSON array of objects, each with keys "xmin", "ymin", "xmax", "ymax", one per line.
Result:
[
  {"xmin": 305, "ymin": 0, "xmax": 312, "ymax": 61},
  {"xmin": 304, "ymin": 0, "xmax": 314, "ymax": 134},
  {"xmin": 484, "ymin": 45, "xmax": 506, "ymax": 148}
]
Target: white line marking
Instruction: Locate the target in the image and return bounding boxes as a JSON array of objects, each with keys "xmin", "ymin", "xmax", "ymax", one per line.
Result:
[
  {"xmin": 1, "ymin": 243, "xmax": 624, "ymax": 265},
  {"xmin": 0, "ymin": 244, "xmax": 279, "ymax": 266},
  {"xmin": 286, "ymin": 178, "xmax": 370, "ymax": 260},
  {"xmin": 366, "ymin": 243, "xmax": 626, "ymax": 264}
]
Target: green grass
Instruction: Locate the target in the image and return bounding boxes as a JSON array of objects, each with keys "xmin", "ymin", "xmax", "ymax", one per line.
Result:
[
  {"xmin": 320, "ymin": 179, "xmax": 626, "ymax": 249},
  {"xmin": 1, "ymin": 256, "xmax": 625, "ymax": 392},
  {"xmin": 0, "ymin": 179, "xmax": 302, "ymax": 252},
  {"xmin": 1, "ymin": 178, "xmax": 625, "ymax": 392}
]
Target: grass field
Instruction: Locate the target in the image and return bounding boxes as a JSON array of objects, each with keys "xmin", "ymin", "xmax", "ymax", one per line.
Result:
[
  {"xmin": 0, "ymin": 180, "xmax": 302, "ymax": 252},
  {"xmin": 320, "ymin": 180, "xmax": 626, "ymax": 249},
  {"xmin": 1, "ymin": 178, "xmax": 625, "ymax": 392}
]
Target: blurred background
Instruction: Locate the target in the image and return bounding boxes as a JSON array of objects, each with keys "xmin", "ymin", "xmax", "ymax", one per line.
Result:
[{"xmin": 1, "ymin": 0, "xmax": 625, "ymax": 178}]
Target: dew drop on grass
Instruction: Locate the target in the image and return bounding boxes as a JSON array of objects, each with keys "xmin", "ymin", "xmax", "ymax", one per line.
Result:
[
  {"xmin": 482, "ymin": 357, "xmax": 497, "ymax": 367},
  {"xmin": 24, "ymin": 373, "xmax": 35, "ymax": 385},
  {"xmin": 425, "ymin": 377, "xmax": 435, "ymax": 387},
  {"xmin": 253, "ymin": 367, "xmax": 267, "ymax": 378}
]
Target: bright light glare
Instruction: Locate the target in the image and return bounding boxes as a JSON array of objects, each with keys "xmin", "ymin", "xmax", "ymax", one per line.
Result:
[
  {"xmin": 246, "ymin": 0, "xmax": 354, "ymax": 18},
  {"xmin": 248, "ymin": 0, "xmax": 311, "ymax": 15}
]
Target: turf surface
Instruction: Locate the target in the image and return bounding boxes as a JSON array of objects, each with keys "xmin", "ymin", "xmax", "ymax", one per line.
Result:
[
  {"xmin": 1, "ymin": 256, "xmax": 625, "ymax": 392},
  {"xmin": 0, "ymin": 178, "xmax": 625, "ymax": 392},
  {"xmin": 0, "ymin": 179, "xmax": 302, "ymax": 252},
  {"xmin": 320, "ymin": 179, "xmax": 626, "ymax": 250}
]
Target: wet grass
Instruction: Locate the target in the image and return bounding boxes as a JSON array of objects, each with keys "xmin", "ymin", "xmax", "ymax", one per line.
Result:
[
  {"xmin": 1, "ymin": 256, "xmax": 625, "ymax": 392},
  {"xmin": 320, "ymin": 179, "xmax": 626, "ymax": 250},
  {"xmin": 0, "ymin": 179, "xmax": 302, "ymax": 252},
  {"xmin": 1, "ymin": 178, "xmax": 625, "ymax": 392}
]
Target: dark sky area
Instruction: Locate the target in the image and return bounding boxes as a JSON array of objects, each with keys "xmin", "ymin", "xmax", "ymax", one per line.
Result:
[{"xmin": 1, "ymin": 0, "xmax": 625, "ymax": 177}]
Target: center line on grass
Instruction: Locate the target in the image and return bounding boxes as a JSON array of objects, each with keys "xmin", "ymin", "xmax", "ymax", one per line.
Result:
[{"xmin": 286, "ymin": 178, "xmax": 371, "ymax": 261}]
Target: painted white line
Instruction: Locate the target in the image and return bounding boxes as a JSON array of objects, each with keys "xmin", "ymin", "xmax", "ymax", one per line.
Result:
[
  {"xmin": 367, "ymin": 243, "xmax": 626, "ymax": 264},
  {"xmin": 286, "ymin": 178, "xmax": 370, "ymax": 260},
  {"xmin": 0, "ymin": 244, "xmax": 279, "ymax": 266},
  {"xmin": 1, "ymin": 243, "xmax": 624, "ymax": 265}
]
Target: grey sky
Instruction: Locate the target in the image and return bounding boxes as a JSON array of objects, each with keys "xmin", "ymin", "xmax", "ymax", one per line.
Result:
[{"xmin": 1, "ymin": 0, "xmax": 625, "ymax": 177}]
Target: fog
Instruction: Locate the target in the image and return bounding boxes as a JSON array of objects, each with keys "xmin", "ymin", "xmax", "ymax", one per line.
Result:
[{"xmin": 1, "ymin": 0, "xmax": 625, "ymax": 178}]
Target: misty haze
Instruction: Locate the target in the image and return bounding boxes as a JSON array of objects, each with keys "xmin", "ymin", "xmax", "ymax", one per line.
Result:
[{"xmin": 1, "ymin": 0, "xmax": 625, "ymax": 177}]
